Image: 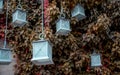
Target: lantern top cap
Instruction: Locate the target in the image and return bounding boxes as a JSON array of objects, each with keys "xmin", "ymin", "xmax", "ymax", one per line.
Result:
[
  {"xmin": 72, "ymin": 3, "xmax": 85, "ymax": 11},
  {"xmin": 32, "ymin": 39, "xmax": 46, "ymax": 42},
  {"xmin": 56, "ymin": 16, "xmax": 69, "ymax": 23},
  {"xmin": 76, "ymin": 3, "xmax": 84, "ymax": 8},
  {"xmin": 32, "ymin": 39, "xmax": 50, "ymax": 43},
  {"xmin": 91, "ymin": 52, "xmax": 100, "ymax": 56},
  {"xmin": 13, "ymin": 8, "xmax": 26, "ymax": 13},
  {"xmin": 90, "ymin": 49, "xmax": 99, "ymax": 55},
  {"xmin": 0, "ymin": 48, "xmax": 11, "ymax": 51},
  {"xmin": 12, "ymin": 9, "xmax": 27, "ymax": 19},
  {"xmin": 32, "ymin": 39, "xmax": 53, "ymax": 46}
]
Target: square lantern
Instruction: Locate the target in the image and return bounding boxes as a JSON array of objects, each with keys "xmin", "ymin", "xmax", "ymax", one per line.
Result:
[
  {"xmin": 0, "ymin": 48, "xmax": 12, "ymax": 65},
  {"xmin": 12, "ymin": 8, "xmax": 27, "ymax": 27},
  {"xmin": 71, "ymin": 4, "xmax": 86, "ymax": 21},
  {"xmin": 56, "ymin": 18, "xmax": 71, "ymax": 35},
  {"xmin": 0, "ymin": 0, "xmax": 3, "ymax": 13},
  {"xmin": 31, "ymin": 39, "xmax": 54, "ymax": 65},
  {"xmin": 91, "ymin": 53, "xmax": 102, "ymax": 67}
]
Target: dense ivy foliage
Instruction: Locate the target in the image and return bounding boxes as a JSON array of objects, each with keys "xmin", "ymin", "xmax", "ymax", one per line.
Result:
[{"xmin": 0, "ymin": 0, "xmax": 120, "ymax": 75}]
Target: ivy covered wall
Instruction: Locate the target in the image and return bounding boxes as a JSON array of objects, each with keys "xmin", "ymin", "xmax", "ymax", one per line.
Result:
[{"xmin": 0, "ymin": 0, "xmax": 120, "ymax": 75}]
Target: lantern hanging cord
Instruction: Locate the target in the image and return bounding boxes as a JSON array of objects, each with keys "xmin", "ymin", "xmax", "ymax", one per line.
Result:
[
  {"xmin": 92, "ymin": 48, "xmax": 97, "ymax": 54},
  {"xmin": 60, "ymin": 1, "xmax": 65, "ymax": 18},
  {"xmin": 61, "ymin": 1, "xmax": 63, "ymax": 15},
  {"xmin": 18, "ymin": 0, "xmax": 21, "ymax": 5},
  {"xmin": 17, "ymin": 0, "xmax": 22, "ymax": 9},
  {"xmin": 4, "ymin": 0, "xmax": 9, "ymax": 48},
  {"xmin": 41, "ymin": 0, "xmax": 44, "ymax": 38}
]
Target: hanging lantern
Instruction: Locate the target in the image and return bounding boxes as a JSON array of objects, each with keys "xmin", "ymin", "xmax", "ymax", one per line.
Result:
[
  {"xmin": 71, "ymin": 3, "xmax": 86, "ymax": 21},
  {"xmin": 0, "ymin": 48, "xmax": 12, "ymax": 65},
  {"xmin": 56, "ymin": 15, "xmax": 71, "ymax": 35},
  {"xmin": 91, "ymin": 52, "xmax": 102, "ymax": 67},
  {"xmin": 0, "ymin": 0, "xmax": 12, "ymax": 65},
  {"xmin": 0, "ymin": 0, "xmax": 3, "ymax": 12},
  {"xmin": 31, "ymin": 39, "xmax": 53, "ymax": 65},
  {"xmin": 12, "ymin": 5, "xmax": 27, "ymax": 26}
]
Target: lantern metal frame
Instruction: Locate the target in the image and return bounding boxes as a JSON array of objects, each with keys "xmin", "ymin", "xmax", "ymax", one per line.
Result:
[
  {"xmin": 90, "ymin": 52, "xmax": 102, "ymax": 67},
  {"xmin": 0, "ymin": 0, "xmax": 12, "ymax": 65},
  {"xmin": 56, "ymin": 16, "xmax": 71, "ymax": 35},
  {"xmin": 0, "ymin": 0, "xmax": 3, "ymax": 13},
  {"xmin": 71, "ymin": 3, "xmax": 86, "ymax": 21},
  {"xmin": 12, "ymin": 0, "xmax": 27, "ymax": 27},
  {"xmin": 0, "ymin": 48, "xmax": 12, "ymax": 65},
  {"xmin": 12, "ymin": 9, "xmax": 27, "ymax": 26},
  {"xmin": 31, "ymin": 39, "xmax": 54, "ymax": 65}
]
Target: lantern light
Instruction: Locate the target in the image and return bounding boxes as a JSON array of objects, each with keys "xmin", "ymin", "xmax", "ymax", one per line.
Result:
[
  {"xmin": 56, "ymin": 2, "xmax": 71, "ymax": 35},
  {"xmin": 12, "ymin": 0, "xmax": 27, "ymax": 27},
  {"xmin": 0, "ymin": 48, "xmax": 12, "ymax": 65},
  {"xmin": 31, "ymin": 39, "xmax": 53, "ymax": 65},
  {"xmin": 56, "ymin": 15, "xmax": 71, "ymax": 35},
  {"xmin": 0, "ymin": 0, "xmax": 12, "ymax": 65},
  {"xmin": 71, "ymin": 3, "xmax": 86, "ymax": 21},
  {"xmin": 31, "ymin": 0, "xmax": 53, "ymax": 65},
  {"xmin": 91, "ymin": 52, "xmax": 102, "ymax": 67},
  {"xmin": 0, "ymin": 0, "xmax": 3, "ymax": 13}
]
